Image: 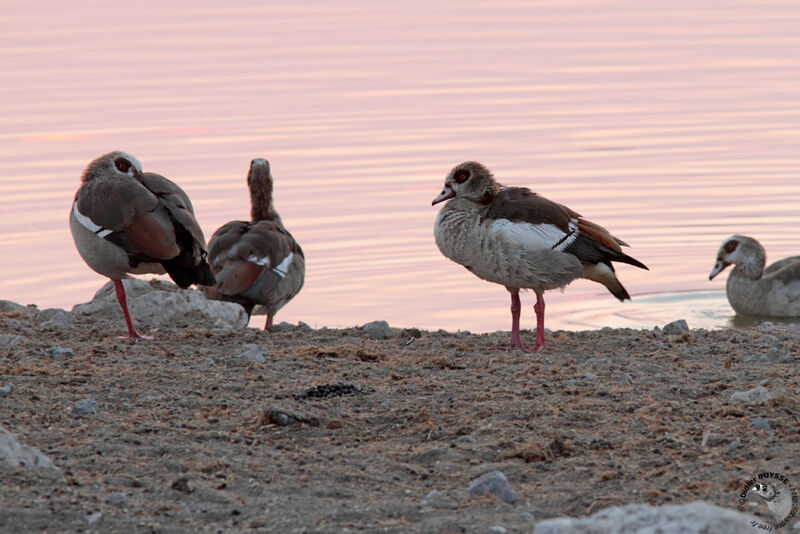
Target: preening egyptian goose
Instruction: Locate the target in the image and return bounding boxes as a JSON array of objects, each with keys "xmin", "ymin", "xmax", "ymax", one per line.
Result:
[
  {"xmin": 432, "ymin": 161, "xmax": 648, "ymax": 351},
  {"xmin": 204, "ymin": 159, "xmax": 305, "ymax": 329},
  {"xmin": 70, "ymin": 151, "xmax": 215, "ymax": 338},
  {"xmin": 709, "ymin": 235, "xmax": 800, "ymax": 317}
]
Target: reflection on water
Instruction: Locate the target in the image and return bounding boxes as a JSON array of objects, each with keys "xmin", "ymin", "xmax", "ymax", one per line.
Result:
[{"xmin": 3, "ymin": 1, "xmax": 800, "ymax": 332}]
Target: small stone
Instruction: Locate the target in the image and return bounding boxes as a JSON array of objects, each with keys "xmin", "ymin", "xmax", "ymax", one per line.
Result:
[
  {"xmin": 520, "ymin": 512, "xmax": 535, "ymax": 521},
  {"xmin": 652, "ymin": 341, "xmax": 665, "ymax": 349},
  {"xmin": 456, "ymin": 435, "xmax": 476, "ymax": 444},
  {"xmin": 380, "ymin": 400, "xmax": 391, "ymax": 409},
  {"xmin": 584, "ymin": 357, "xmax": 610, "ymax": 367},
  {"xmin": 40, "ymin": 310, "xmax": 75, "ymax": 328},
  {"xmin": 238, "ymin": 344, "xmax": 268, "ymax": 363},
  {"xmin": 746, "ymin": 347, "xmax": 791, "ymax": 364},
  {"xmin": 584, "ymin": 372, "xmax": 597, "ymax": 380},
  {"xmin": 401, "ymin": 327, "xmax": 423, "ymax": 338},
  {"xmin": 105, "ymin": 492, "xmax": 127, "ymax": 505},
  {"xmin": 171, "ymin": 476, "xmax": 193, "ymax": 494},
  {"xmin": 263, "ymin": 407, "xmax": 320, "ymax": 427},
  {"xmin": 85, "ymin": 512, "xmax": 103, "ymax": 525},
  {"xmin": 297, "ymin": 321, "xmax": 313, "ymax": 331},
  {"xmin": 729, "ymin": 385, "xmax": 772, "ymax": 405},
  {"xmin": 0, "ymin": 426, "xmax": 61, "ymax": 476},
  {"xmin": 751, "ymin": 417, "xmax": 771, "ymax": 430},
  {"xmin": 726, "ymin": 438, "xmax": 743, "ymax": 455},
  {"xmin": 48, "ymin": 345, "xmax": 74, "ymax": 361},
  {"xmin": 0, "ymin": 335, "xmax": 23, "ymax": 349},
  {"xmin": 489, "ymin": 527, "xmax": 507, "ymax": 534},
  {"xmin": 71, "ymin": 398, "xmax": 98, "ymax": 417},
  {"xmin": 0, "ymin": 383, "xmax": 12, "ymax": 397},
  {"xmin": 756, "ymin": 321, "xmax": 775, "ymax": 333},
  {"xmin": 363, "ymin": 320, "xmax": 392, "ymax": 340},
  {"xmin": 270, "ymin": 321, "xmax": 295, "ymax": 332},
  {"xmin": 566, "ymin": 379, "xmax": 578, "ymax": 387},
  {"xmin": 467, "ymin": 470, "xmax": 518, "ymax": 503},
  {"xmin": 758, "ymin": 334, "xmax": 780, "ymax": 347},
  {"xmin": 423, "ymin": 490, "xmax": 444, "ymax": 504},
  {"xmin": 663, "ymin": 319, "xmax": 689, "ymax": 335}
]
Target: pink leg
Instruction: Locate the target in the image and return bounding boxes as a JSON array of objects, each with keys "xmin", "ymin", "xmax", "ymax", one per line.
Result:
[
  {"xmin": 532, "ymin": 291, "xmax": 546, "ymax": 350},
  {"xmin": 509, "ymin": 291, "xmax": 523, "ymax": 349},
  {"xmin": 113, "ymin": 280, "xmax": 146, "ymax": 339},
  {"xmin": 264, "ymin": 315, "xmax": 273, "ymax": 331}
]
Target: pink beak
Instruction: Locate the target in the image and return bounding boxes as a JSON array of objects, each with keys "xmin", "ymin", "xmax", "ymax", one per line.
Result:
[{"xmin": 432, "ymin": 187, "xmax": 455, "ymax": 205}]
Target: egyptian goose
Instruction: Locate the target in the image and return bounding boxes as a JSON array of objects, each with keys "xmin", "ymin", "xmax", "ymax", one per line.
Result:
[
  {"xmin": 432, "ymin": 161, "xmax": 647, "ymax": 351},
  {"xmin": 70, "ymin": 151, "xmax": 215, "ymax": 338},
  {"xmin": 709, "ymin": 235, "xmax": 800, "ymax": 317},
  {"xmin": 204, "ymin": 159, "xmax": 305, "ymax": 329}
]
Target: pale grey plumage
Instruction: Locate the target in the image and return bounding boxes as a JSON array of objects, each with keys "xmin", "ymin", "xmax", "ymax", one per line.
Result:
[{"xmin": 710, "ymin": 235, "xmax": 800, "ymax": 317}]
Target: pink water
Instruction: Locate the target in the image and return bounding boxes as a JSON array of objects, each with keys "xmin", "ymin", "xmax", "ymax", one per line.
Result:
[{"xmin": 3, "ymin": 1, "xmax": 800, "ymax": 332}]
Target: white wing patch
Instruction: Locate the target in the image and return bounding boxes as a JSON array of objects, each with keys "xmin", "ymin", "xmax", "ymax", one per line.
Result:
[
  {"xmin": 247, "ymin": 255, "xmax": 271, "ymax": 267},
  {"xmin": 490, "ymin": 218, "xmax": 578, "ymax": 252},
  {"xmin": 272, "ymin": 252, "xmax": 294, "ymax": 278},
  {"xmin": 72, "ymin": 202, "xmax": 113, "ymax": 238}
]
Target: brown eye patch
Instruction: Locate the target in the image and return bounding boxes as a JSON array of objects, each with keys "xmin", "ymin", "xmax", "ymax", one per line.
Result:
[
  {"xmin": 453, "ymin": 169, "xmax": 470, "ymax": 184},
  {"xmin": 114, "ymin": 157, "xmax": 132, "ymax": 173},
  {"xmin": 723, "ymin": 239, "xmax": 738, "ymax": 253}
]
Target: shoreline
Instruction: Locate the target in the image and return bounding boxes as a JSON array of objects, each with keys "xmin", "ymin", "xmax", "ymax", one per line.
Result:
[{"xmin": 1, "ymin": 296, "xmax": 795, "ymax": 532}]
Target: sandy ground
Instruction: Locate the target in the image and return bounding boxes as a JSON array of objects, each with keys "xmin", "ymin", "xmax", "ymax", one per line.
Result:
[{"xmin": 1, "ymin": 306, "xmax": 798, "ymax": 533}]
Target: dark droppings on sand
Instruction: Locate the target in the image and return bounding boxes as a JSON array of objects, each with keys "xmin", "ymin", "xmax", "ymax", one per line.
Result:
[{"xmin": 0, "ymin": 309, "xmax": 798, "ymax": 532}]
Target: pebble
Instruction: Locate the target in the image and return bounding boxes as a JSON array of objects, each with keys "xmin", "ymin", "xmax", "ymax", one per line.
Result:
[
  {"xmin": 0, "ymin": 383, "xmax": 12, "ymax": 397},
  {"xmin": 456, "ymin": 435, "xmax": 476, "ymax": 444},
  {"xmin": 745, "ymin": 347, "xmax": 791, "ymax": 364},
  {"xmin": 40, "ymin": 310, "xmax": 75, "ymax": 328},
  {"xmin": 652, "ymin": 341, "xmax": 665, "ymax": 349},
  {"xmin": 422, "ymin": 490, "xmax": 444, "ymax": 506},
  {"xmin": 489, "ymin": 527, "xmax": 507, "ymax": 534},
  {"xmin": 238, "ymin": 344, "xmax": 268, "ymax": 363},
  {"xmin": 363, "ymin": 320, "xmax": 392, "ymax": 340},
  {"xmin": 270, "ymin": 321, "xmax": 295, "ymax": 332},
  {"xmin": 171, "ymin": 477, "xmax": 193, "ymax": 494},
  {"xmin": 48, "ymin": 345, "xmax": 74, "ymax": 361},
  {"xmin": 71, "ymin": 398, "xmax": 98, "ymax": 417},
  {"xmin": 729, "ymin": 385, "xmax": 772, "ymax": 405},
  {"xmin": 85, "ymin": 512, "xmax": 103, "ymax": 526},
  {"xmin": 105, "ymin": 492, "xmax": 127, "ymax": 505},
  {"xmin": 520, "ymin": 512, "xmax": 535, "ymax": 521},
  {"xmin": 583, "ymin": 357, "xmax": 610, "ymax": 367},
  {"xmin": 584, "ymin": 372, "xmax": 597, "ymax": 380},
  {"xmin": 756, "ymin": 321, "xmax": 775, "ymax": 333},
  {"xmin": 297, "ymin": 321, "xmax": 313, "ymax": 331},
  {"xmin": 750, "ymin": 417, "xmax": 771, "ymax": 430},
  {"xmin": 0, "ymin": 335, "xmax": 23, "ymax": 349},
  {"xmin": 663, "ymin": 319, "xmax": 689, "ymax": 335},
  {"xmin": 467, "ymin": 470, "xmax": 518, "ymax": 503},
  {"xmin": 380, "ymin": 400, "xmax": 392, "ymax": 409},
  {"xmin": 264, "ymin": 407, "xmax": 320, "ymax": 427}
]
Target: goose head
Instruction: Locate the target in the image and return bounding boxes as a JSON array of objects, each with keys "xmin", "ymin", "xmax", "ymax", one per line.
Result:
[
  {"xmin": 81, "ymin": 151, "xmax": 142, "ymax": 183},
  {"xmin": 709, "ymin": 235, "xmax": 766, "ymax": 281},
  {"xmin": 432, "ymin": 161, "xmax": 500, "ymax": 206}
]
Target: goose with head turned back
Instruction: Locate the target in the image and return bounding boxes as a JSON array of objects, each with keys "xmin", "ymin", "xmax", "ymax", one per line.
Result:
[
  {"xmin": 70, "ymin": 151, "xmax": 216, "ymax": 338},
  {"xmin": 432, "ymin": 161, "xmax": 648, "ymax": 351},
  {"xmin": 204, "ymin": 159, "xmax": 305, "ymax": 329},
  {"xmin": 709, "ymin": 235, "xmax": 800, "ymax": 317}
]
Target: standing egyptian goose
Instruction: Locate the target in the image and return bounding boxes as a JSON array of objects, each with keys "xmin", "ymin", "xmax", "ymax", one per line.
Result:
[
  {"xmin": 709, "ymin": 235, "xmax": 800, "ymax": 317},
  {"xmin": 70, "ymin": 151, "xmax": 215, "ymax": 338},
  {"xmin": 432, "ymin": 161, "xmax": 647, "ymax": 351},
  {"xmin": 204, "ymin": 159, "xmax": 305, "ymax": 329}
]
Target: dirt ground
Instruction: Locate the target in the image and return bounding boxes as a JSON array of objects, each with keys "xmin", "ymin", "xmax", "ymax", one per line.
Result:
[{"xmin": 1, "ymin": 307, "xmax": 798, "ymax": 533}]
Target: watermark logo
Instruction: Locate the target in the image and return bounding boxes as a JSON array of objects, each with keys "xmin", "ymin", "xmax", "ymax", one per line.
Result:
[{"xmin": 738, "ymin": 471, "xmax": 798, "ymax": 530}]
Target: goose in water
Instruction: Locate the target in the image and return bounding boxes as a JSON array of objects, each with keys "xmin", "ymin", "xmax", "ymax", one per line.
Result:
[
  {"xmin": 709, "ymin": 235, "xmax": 800, "ymax": 317},
  {"xmin": 204, "ymin": 159, "xmax": 305, "ymax": 329},
  {"xmin": 432, "ymin": 161, "xmax": 647, "ymax": 351},
  {"xmin": 70, "ymin": 151, "xmax": 215, "ymax": 338}
]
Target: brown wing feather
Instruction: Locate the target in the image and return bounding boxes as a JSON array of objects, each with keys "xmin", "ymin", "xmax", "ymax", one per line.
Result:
[
  {"xmin": 123, "ymin": 209, "xmax": 180, "ymax": 259},
  {"xmin": 577, "ymin": 219, "xmax": 624, "ymax": 253},
  {"xmin": 215, "ymin": 261, "xmax": 265, "ymax": 295},
  {"xmin": 487, "ymin": 188, "xmax": 573, "ymax": 232}
]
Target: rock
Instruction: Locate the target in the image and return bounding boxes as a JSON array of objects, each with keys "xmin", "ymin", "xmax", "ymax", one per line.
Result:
[
  {"xmin": 489, "ymin": 527, "xmax": 507, "ymax": 534},
  {"xmin": 238, "ymin": 344, "xmax": 268, "ymax": 363},
  {"xmin": 171, "ymin": 476, "xmax": 193, "ymax": 494},
  {"xmin": 72, "ymin": 279, "xmax": 248, "ymax": 331},
  {"xmin": 71, "ymin": 398, "xmax": 98, "ymax": 417},
  {"xmin": 263, "ymin": 407, "xmax": 320, "ymax": 427},
  {"xmin": 48, "ymin": 345, "xmax": 74, "ymax": 361},
  {"xmin": 421, "ymin": 490, "xmax": 444, "ymax": 506},
  {"xmin": 663, "ymin": 319, "xmax": 689, "ymax": 335},
  {"xmin": 746, "ymin": 347, "xmax": 791, "ymax": 364},
  {"xmin": 0, "ymin": 300, "xmax": 36, "ymax": 318},
  {"xmin": 105, "ymin": 492, "xmax": 127, "ymax": 505},
  {"xmin": 520, "ymin": 512, "xmax": 535, "ymax": 521},
  {"xmin": 584, "ymin": 372, "xmax": 597, "ymax": 380},
  {"xmin": 297, "ymin": 321, "xmax": 313, "ymax": 331},
  {"xmin": 401, "ymin": 327, "xmax": 423, "ymax": 338},
  {"xmin": 652, "ymin": 341, "xmax": 665, "ymax": 349},
  {"xmin": 0, "ymin": 426, "xmax": 61, "ymax": 477},
  {"xmin": 467, "ymin": 470, "xmax": 518, "ymax": 503},
  {"xmin": 756, "ymin": 321, "xmax": 775, "ymax": 333},
  {"xmin": 40, "ymin": 310, "xmax": 75, "ymax": 329},
  {"xmin": 0, "ymin": 335, "xmax": 23, "ymax": 349},
  {"xmin": 270, "ymin": 321, "xmax": 296, "ymax": 332},
  {"xmin": 532, "ymin": 502, "xmax": 756, "ymax": 534},
  {"xmin": 85, "ymin": 512, "xmax": 103, "ymax": 525},
  {"xmin": 456, "ymin": 435, "xmax": 476, "ymax": 444},
  {"xmin": 0, "ymin": 383, "xmax": 12, "ymax": 397},
  {"xmin": 751, "ymin": 417, "xmax": 771, "ymax": 430},
  {"xmin": 729, "ymin": 385, "xmax": 772, "ymax": 405},
  {"xmin": 583, "ymin": 357, "xmax": 610, "ymax": 367},
  {"xmin": 363, "ymin": 320, "xmax": 392, "ymax": 340}
]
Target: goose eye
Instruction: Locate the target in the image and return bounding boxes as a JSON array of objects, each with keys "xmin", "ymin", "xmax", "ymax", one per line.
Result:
[
  {"xmin": 114, "ymin": 157, "xmax": 132, "ymax": 173},
  {"xmin": 453, "ymin": 169, "xmax": 470, "ymax": 184},
  {"xmin": 723, "ymin": 240, "xmax": 738, "ymax": 253}
]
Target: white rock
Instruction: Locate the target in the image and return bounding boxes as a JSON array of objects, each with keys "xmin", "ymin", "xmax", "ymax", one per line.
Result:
[
  {"xmin": 663, "ymin": 319, "xmax": 689, "ymax": 335},
  {"xmin": 0, "ymin": 300, "xmax": 36, "ymax": 318},
  {"xmin": 238, "ymin": 344, "xmax": 268, "ymax": 363},
  {"xmin": 532, "ymin": 502, "xmax": 756, "ymax": 534},
  {"xmin": 729, "ymin": 385, "xmax": 772, "ymax": 405},
  {"xmin": 467, "ymin": 470, "xmax": 517, "ymax": 503},
  {"xmin": 72, "ymin": 279, "xmax": 248, "ymax": 331},
  {"xmin": 0, "ymin": 426, "xmax": 60, "ymax": 477},
  {"xmin": 363, "ymin": 320, "xmax": 392, "ymax": 340}
]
